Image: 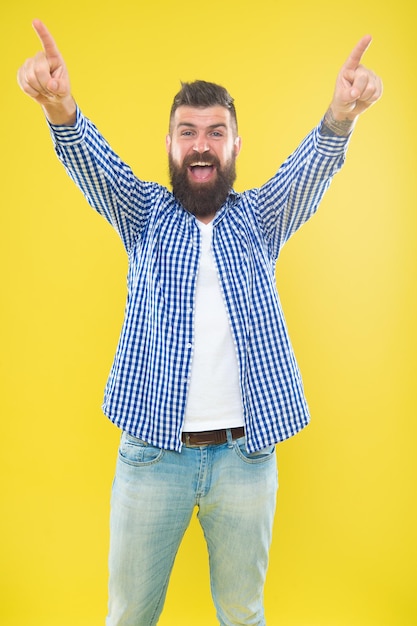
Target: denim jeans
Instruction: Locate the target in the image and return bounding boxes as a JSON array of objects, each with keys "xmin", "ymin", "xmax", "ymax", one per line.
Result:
[{"xmin": 106, "ymin": 429, "xmax": 278, "ymax": 626}]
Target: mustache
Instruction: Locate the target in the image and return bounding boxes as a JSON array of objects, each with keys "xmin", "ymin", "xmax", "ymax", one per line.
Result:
[{"xmin": 181, "ymin": 153, "xmax": 221, "ymax": 169}]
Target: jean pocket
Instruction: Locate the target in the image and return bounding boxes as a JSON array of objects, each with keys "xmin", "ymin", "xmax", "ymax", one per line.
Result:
[
  {"xmin": 234, "ymin": 438, "xmax": 276, "ymax": 464},
  {"xmin": 118, "ymin": 432, "xmax": 165, "ymax": 466}
]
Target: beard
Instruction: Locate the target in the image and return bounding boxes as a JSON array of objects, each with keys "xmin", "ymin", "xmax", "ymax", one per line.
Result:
[{"xmin": 169, "ymin": 152, "xmax": 237, "ymax": 220}]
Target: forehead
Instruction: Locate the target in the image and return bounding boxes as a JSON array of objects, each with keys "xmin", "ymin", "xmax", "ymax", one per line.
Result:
[{"xmin": 170, "ymin": 105, "xmax": 234, "ymax": 131}]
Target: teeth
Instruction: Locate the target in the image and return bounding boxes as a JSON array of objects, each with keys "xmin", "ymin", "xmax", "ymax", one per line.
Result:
[{"xmin": 190, "ymin": 162, "xmax": 212, "ymax": 167}]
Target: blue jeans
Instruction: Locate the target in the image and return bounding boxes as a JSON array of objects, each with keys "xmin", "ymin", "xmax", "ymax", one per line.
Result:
[{"xmin": 106, "ymin": 429, "xmax": 278, "ymax": 626}]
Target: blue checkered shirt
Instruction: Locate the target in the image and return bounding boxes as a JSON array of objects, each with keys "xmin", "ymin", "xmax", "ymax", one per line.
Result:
[{"xmin": 49, "ymin": 107, "xmax": 350, "ymax": 452}]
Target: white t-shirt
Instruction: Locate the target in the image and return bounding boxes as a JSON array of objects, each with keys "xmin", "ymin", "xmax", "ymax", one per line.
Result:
[{"xmin": 183, "ymin": 220, "xmax": 244, "ymax": 431}]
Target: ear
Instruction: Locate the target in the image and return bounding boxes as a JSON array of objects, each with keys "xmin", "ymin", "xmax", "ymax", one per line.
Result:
[
  {"xmin": 234, "ymin": 136, "xmax": 242, "ymax": 157},
  {"xmin": 165, "ymin": 134, "xmax": 172, "ymax": 154}
]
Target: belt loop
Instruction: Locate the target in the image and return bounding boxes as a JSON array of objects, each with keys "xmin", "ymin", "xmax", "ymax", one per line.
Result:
[{"xmin": 226, "ymin": 428, "xmax": 234, "ymax": 448}]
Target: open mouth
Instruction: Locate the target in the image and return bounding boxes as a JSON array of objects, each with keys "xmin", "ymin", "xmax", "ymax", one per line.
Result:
[{"xmin": 188, "ymin": 161, "xmax": 216, "ymax": 183}]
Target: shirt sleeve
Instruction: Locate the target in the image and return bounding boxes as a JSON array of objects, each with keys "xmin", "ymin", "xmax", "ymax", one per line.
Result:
[
  {"xmin": 48, "ymin": 106, "xmax": 160, "ymax": 252},
  {"xmin": 256, "ymin": 119, "xmax": 351, "ymax": 259}
]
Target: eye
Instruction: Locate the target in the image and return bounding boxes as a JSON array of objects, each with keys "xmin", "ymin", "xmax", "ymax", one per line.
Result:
[
  {"xmin": 180, "ymin": 130, "xmax": 194, "ymax": 137},
  {"xmin": 210, "ymin": 131, "xmax": 223, "ymax": 138}
]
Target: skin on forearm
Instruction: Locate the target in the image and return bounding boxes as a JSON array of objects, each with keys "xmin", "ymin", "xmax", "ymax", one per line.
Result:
[
  {"xmin": 321, "ymin": 107, "xmax": 357, "ymax": 137},
  {"xmin": 42, "ymin": 95, "xmax": 77, "ymax": 125}
]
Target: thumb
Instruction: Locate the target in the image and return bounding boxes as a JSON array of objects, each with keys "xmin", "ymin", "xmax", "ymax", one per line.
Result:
[
  {"xmin": 47, "ymin": 67, "xmax": 69, "ymax": 97},
  {"xmin": 340, "ymin": 69, "xmax": 361, "ymax": 102},
  {"xmin": 48, "ymin": 78, "xmax": 59, "ymax": 92}
]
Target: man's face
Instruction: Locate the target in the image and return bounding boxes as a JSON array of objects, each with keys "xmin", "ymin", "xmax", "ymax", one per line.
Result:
[{"xmin": 166, "ymin": 105, "xmax": 241, "ymax": 221}]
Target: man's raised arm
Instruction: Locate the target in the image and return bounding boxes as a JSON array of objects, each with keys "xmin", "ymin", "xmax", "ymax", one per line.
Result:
[{"xmin": 17, "ymin": 19, "xmax": 76, "ymax": 125}]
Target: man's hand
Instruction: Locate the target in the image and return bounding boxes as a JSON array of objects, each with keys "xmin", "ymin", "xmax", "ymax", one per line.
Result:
[
  {"xmin": 17, "ymin": 19, "xmax": 76, "ymax": 125},
  {"xmin": 330, "ymin": 35, "xmax": 383, "ymax": 122}
]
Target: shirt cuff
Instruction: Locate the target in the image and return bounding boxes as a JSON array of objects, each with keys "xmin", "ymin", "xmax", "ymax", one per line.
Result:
[
  {"xmin": 314, "ymin": 117, "xmax": 352, "ymax": 157},
  {"xmin": 47, "ymin": 105, "xmax": 86, "ymax": 146}
]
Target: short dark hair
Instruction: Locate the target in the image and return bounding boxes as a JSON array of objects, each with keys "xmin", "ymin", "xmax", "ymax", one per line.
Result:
[{"xmin": 169, "ymin": 80, "xmax": 238, "ymax": 133}]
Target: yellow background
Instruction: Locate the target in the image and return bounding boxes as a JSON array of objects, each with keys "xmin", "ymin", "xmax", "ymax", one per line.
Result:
[{"xmin": 1, "ymin": 0, "xmax": 416, "ymax": 624}]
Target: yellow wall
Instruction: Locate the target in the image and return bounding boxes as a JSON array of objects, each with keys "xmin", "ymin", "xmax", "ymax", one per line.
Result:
[{"xmin": 2, "ymin": 0, "xmax": 416, "ymax": 624}]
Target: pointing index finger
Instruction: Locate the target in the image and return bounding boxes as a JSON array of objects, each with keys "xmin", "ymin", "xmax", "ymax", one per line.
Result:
[
  {"xmin": 32, "ymin": 18, "xmax": 61, "ymax": 61},
  {"xmin": 344, "ymin": 34, "xmax": 372, "ymax": 71}
]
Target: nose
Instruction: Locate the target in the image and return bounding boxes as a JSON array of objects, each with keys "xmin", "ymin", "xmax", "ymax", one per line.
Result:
[{"xmin": 192, "ymin": 136, "xmax": 209, "ymax": 153}]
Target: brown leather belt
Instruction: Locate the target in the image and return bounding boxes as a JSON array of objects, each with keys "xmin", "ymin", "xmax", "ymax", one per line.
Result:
[{"xmin": 181, "ymin": 426, "xmax": 245, "ymax": 447}]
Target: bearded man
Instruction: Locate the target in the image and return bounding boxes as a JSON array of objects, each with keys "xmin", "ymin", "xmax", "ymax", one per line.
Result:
[
  {"xmin": 17, "ymin": 19, "xmax": 382, "ymax": 626},
  {"xmin": 167, "ymin": 81, "xmax": 240, "ymax": 221}
]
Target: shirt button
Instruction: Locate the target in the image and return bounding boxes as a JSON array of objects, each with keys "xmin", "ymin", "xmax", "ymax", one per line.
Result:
[{"xmin": 186, "ymin": 343, "xmax": 192, "ymax": 349}]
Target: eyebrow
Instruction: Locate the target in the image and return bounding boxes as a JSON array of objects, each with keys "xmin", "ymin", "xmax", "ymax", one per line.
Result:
[{"xmin": 177, "ymin": 122, "xmax": 228, "ymax": 131}]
